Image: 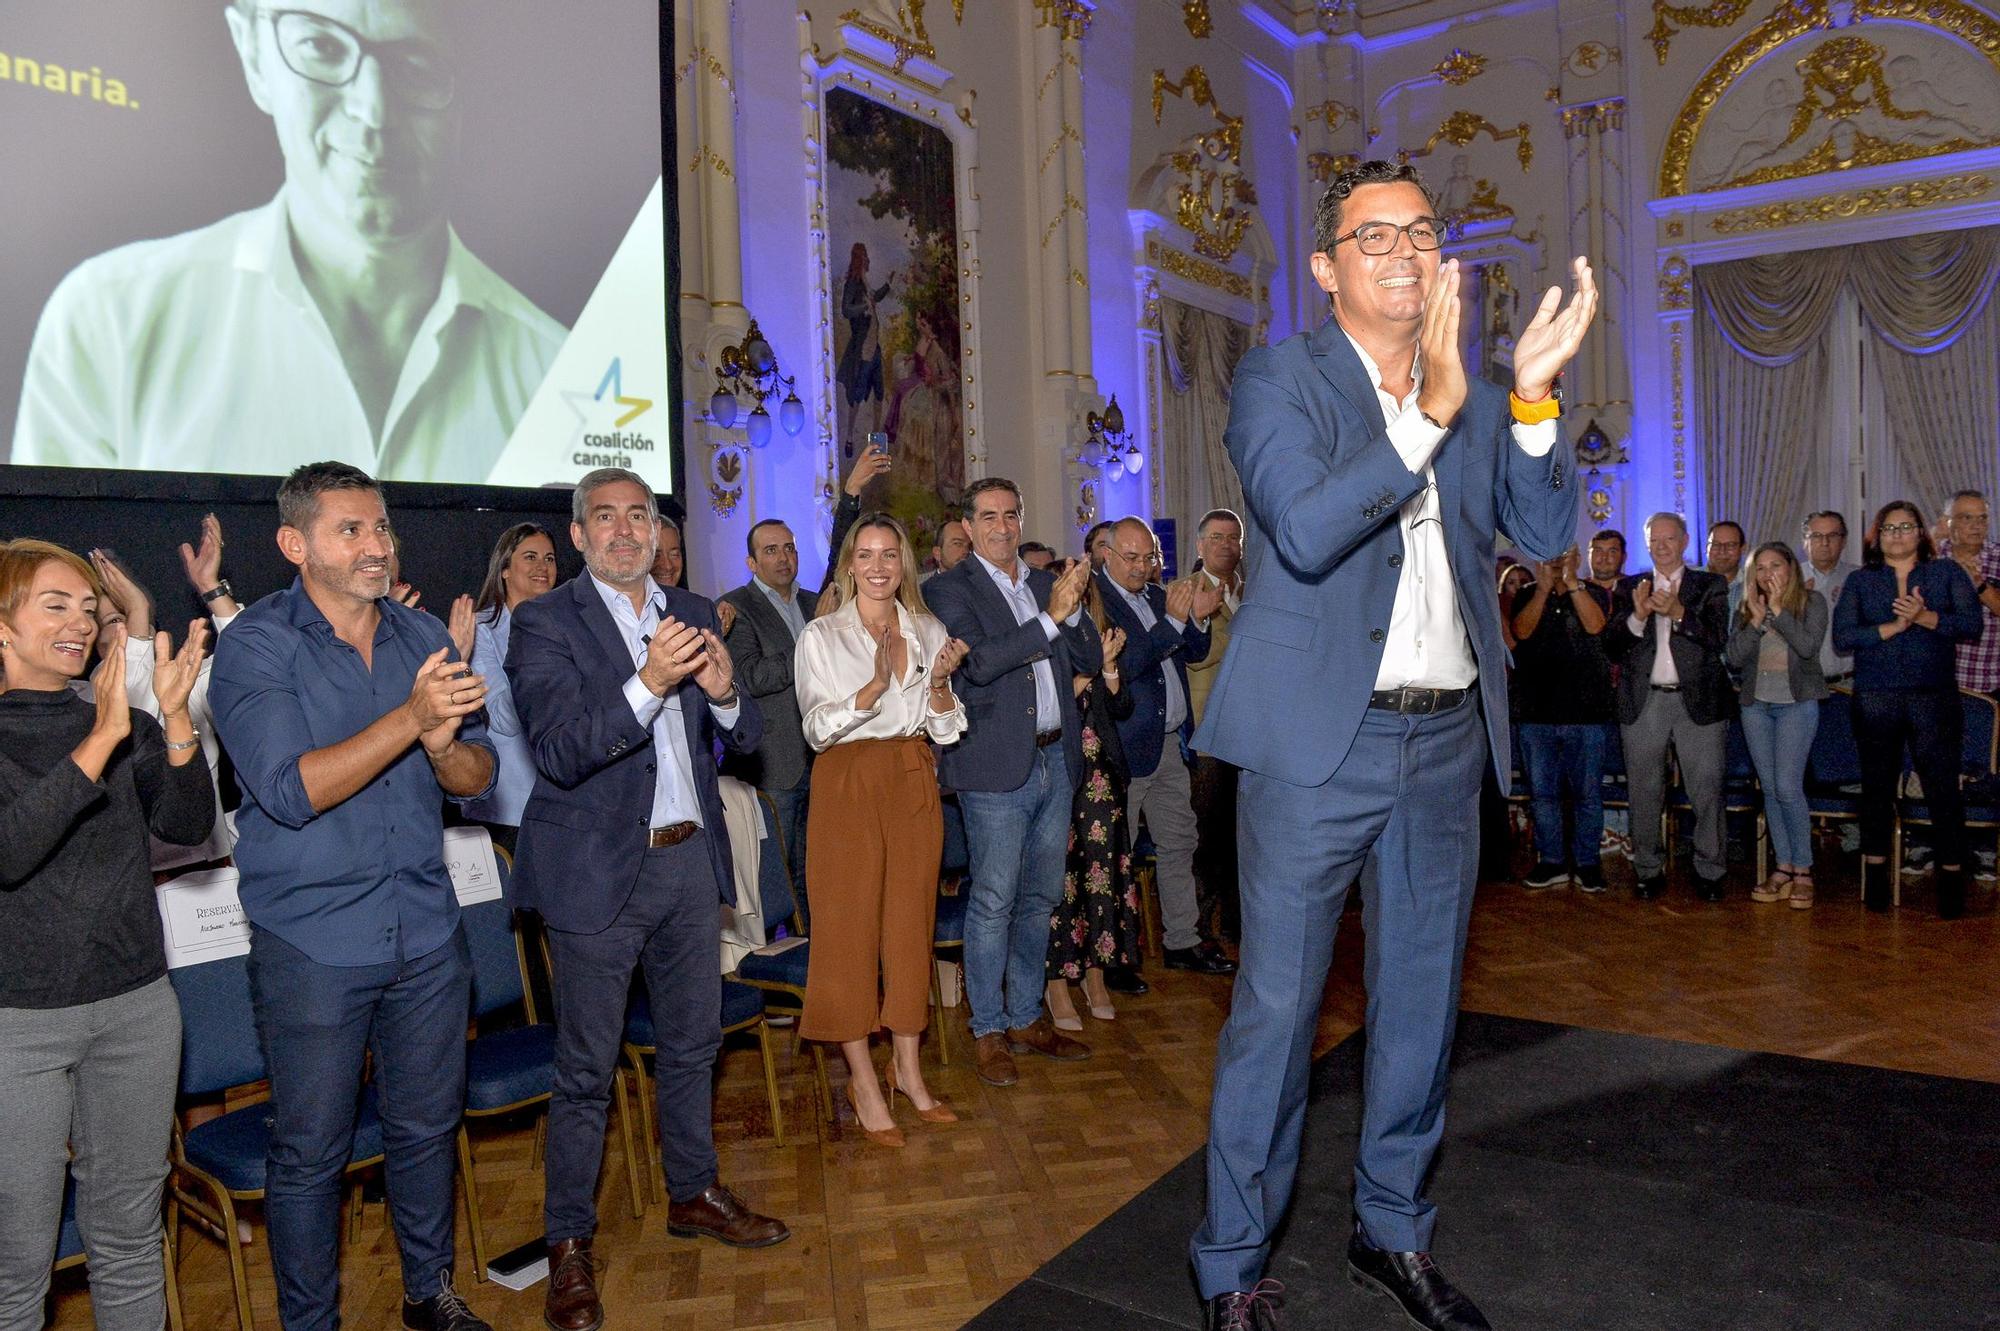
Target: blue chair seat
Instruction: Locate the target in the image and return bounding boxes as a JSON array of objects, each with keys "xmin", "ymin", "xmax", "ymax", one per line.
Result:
[
  {"xmin": 721, "ymin": 979, "xmax": 764, "ymax": 1030},
  {"xmin": 734, "ymin": 942, "xmax": 809, "ymax": 990},
  {"xmin": 1900, "ymin": 801, "xmax": 2000, "ymax": 825},
  {"xmin": 466, "ymin": 1023, "xmax": 556, "ymax": 1111},
  {"xmin": 184, "ymin": 1087, "xmax": 383, "ymax": 1194},
  {"xmin": 934, "ymin": 887, "xmax": 968, "ymax": 946},
  {"xmin": 56, "ymin": 1174, "xmax": 82, "ymax": 1264}
]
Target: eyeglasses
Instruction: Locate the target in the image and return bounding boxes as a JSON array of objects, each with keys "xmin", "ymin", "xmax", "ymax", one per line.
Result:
[
  {"xmin": 1803, "ymin": 532, "xmax": 1844, "ymax": 543},
  {"xmin": 1951, "ymin": 512, "xmax": 1991, "ymax": 524},
  {"xmin": 1879, "ymin": 522, "xmax": 1921, "ymax": 536},
  {"xmin": 1332, "ymin": 218, "xmax": 1446, "ymax": 256},
  {"xmin": 264, "ymin": 9, "xmax": 457, "ymax": 111},
  {"xmin": 1114, "ymin": 550, "xmax": 1163, "ymax": 567}
]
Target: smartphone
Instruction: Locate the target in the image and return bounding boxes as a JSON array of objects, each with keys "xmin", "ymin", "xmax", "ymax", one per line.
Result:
[{"xmin": 867, "ymin": 430, "xmax": 890, "ymax": 457}]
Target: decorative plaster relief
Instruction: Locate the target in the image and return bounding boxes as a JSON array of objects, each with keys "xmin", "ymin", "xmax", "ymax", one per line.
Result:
[{"xmin": 1707, "ymin": 172, "xmax": 1995, "ymax": 232}]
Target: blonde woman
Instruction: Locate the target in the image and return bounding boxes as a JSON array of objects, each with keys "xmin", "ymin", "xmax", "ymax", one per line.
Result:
[{"xmin": 794, "ymin": 514, "xmax": 969, "ymax": 1145}]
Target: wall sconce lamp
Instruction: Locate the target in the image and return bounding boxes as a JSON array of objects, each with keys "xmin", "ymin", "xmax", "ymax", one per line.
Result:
[
  {"xmin": 708, "ymin": 316, "xmax": 804, "ymax": 448},
  {"xmin": 1080, "ymin": 393, "xmax": 1143, "ymax": 480}
]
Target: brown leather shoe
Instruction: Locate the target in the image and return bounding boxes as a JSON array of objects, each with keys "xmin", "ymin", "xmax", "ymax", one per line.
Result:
[
  {"xmin": 542, "ymin": 1238, "xmax": 601, "ymax": 1331},
  {"xmin": 665, "ymin": 1183, "xmax": 790, "ymax": 1249},
  {"xmin": 1008, "ymin": 1015, "xmax": 1091, "ymax": 1061},
  {"xmin": 973, "ymin": 1032, "xmax": 1018, "ymax": 1087}
]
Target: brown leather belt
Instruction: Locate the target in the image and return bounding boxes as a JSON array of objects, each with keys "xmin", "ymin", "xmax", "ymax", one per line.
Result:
[
  {"xmin": 647, "ymin": 821, "xmax": 698, "ymax": 849},
  {"xmin": 1034, "ymin": 729, "xmax": 1064, "ymax": 748}
]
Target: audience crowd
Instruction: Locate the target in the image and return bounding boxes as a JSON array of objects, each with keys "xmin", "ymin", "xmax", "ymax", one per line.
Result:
[{"xmin": 5, "ymin": 452, "xmax": 1995, "ymax": 1330}]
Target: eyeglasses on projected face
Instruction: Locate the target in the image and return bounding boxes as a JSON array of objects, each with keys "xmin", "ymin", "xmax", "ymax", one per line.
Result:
[
  {"xmin": 1329, "ymin": 218, "xmax": 1448, "ymax": 256},
  {"xmin": 263, "ymin": 8, "xmax": 457, "ymax": 111}
]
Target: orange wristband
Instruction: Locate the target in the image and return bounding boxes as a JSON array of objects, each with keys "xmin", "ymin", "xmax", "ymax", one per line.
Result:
[{"xmin": 1509, "ymin": 390, "xmax": 1561, "ymax": 425}]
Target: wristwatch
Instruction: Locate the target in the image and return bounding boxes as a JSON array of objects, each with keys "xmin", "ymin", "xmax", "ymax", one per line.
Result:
[{"xmin": 199, "ymin": 579, "xmax": 234, "ymax": 604}]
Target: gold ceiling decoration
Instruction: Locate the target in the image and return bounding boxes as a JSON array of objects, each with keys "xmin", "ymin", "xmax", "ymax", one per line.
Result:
[
  {"xmin": 1433, "ymin": 48, "xmax": 1489, "ymax": 86},
  {"xmin": 1563, "ymin": 41, "xmax": 1624, "ymax": 76},
  {"xmin": 1659, "ymin": 0, "xmax": 2000, "ymax": 195},
  {"xmin": 1183, "ymin": 0, "xmax": 1213, "ymax": 38},
  {"xmin": 1299, "ymin": 98, "xmax": 1361, "ymax": 136},
  {"xmin": 1458, "ymin": 179, "xmax": 1515, "ymax": 222},
  {"xmin": 1708, "ymin": 173, "xmax": 1994, "ymax": 232},
  {"xmin": 838, "ymin": 6, "xmax": 935, "ymax": 70},
  {"xmin": 1647, "ymin": 0, "xmax": 1756, "ymax": 65},
  {"xmin": 1307, "ymin": 150, "xmax": 1361, "ymax": 183},
  {"xmin": 1147, "ymin": 239, "xmax": 1254, "ymax": 301},
  {"xmin": 1561, "ymin": 98, "xmax": 1627, "ymax": 139},
  {"xmin": 1153, "ymin": 65, "xmax": 1259, "ymax": 260},
  {"xmin": 1399, "ymin": 110, "xmax": 1534, "ymax": 173}
]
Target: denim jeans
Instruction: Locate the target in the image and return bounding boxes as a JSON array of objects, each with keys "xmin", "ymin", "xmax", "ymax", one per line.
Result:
[
  {"xmin": 248, "ymin": 925, "xmax": 471, "ymax": 1331},
  {"xmin": 1518, "ymin": 723, "xmax": 1607, "ymax": 868},
  {"xmin": 1741, "ymin": 699, "xmax": 1819, "ymax": 869},
  {"xmin": 959, "ymin": 746, "xmax": 1073, "ymax": 1037}
]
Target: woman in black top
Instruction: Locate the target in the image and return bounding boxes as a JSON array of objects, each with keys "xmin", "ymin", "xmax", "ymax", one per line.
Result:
[
  {"xmin": 1831, "ymin": 501, "xmax": 1981, "ymax": 917},
  {"xmin": 0, "ymin": 540, "xmax": 214, "ymax": 1327}
]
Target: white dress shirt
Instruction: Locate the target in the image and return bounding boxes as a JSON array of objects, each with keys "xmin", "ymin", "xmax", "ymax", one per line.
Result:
[
  {"xmin": 1344, "ymin": 331, "xmax": 1557, "ymax": 690},
  {"xmin": 793, "ymin": 599, "xmax": 969, "ymax": 751},
  {"xmin": 13, "ymin": 190, "xmax": 565, "ymax": 482},
  {"xmin": 1626, "ymin": 565, "xmax": 1684, "ymax": 686},
  {"xmin": 1111, "ymin": 582, "xmax": 1191, "ymax": 734},
  {"xmin": 973, "ymin": 553, "xmax": 1067, "ymax": 733},
  {"xmin": 1804, "ymin": 556, "xmax": 1860, "ymax": 678},
  {"xmin": 589, "ymin": 572, "xmax": 741, "ymax": 828}
]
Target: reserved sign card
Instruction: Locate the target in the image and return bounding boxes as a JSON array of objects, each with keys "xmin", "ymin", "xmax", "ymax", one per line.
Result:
[
  {"xmin": 445, "ymin": 826, "xmax": 504, "ymax": 907},
  {"xmin": 156, "ymin": 867, "xmax": 250, "ymax": 968}
]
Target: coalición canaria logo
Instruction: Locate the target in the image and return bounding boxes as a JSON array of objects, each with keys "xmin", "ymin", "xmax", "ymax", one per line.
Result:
[{"xmin": 564, "ymin": 357, "xmax": 658, "ymax": 468}]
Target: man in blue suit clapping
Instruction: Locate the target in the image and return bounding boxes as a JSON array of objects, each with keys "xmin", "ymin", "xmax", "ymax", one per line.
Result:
[{"xmin": 1189, "ymin": 161, "xmax": 1598, "ymax": 1331}]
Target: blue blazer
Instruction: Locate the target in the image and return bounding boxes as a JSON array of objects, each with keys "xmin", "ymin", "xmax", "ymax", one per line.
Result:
[
  {"xmin": 1095, "ymin": 572, "xmax": 1210, "ymax": 778},
  {"xmin": 1189, "ymin": 317, "xmax": 1578, "ymax": 787},
  {"xmin": 505, "ymin": 575, "xmax": 764, "ymax": 934},
  {"xmin": 926, "ymin": 556, "xmax": 1103, "ymax": 793}
]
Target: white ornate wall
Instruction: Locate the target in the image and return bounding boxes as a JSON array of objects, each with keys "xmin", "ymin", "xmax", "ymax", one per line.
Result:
[{"xmin": 672, "ymin": 0, "xmax": 2000, "ymax": 594}]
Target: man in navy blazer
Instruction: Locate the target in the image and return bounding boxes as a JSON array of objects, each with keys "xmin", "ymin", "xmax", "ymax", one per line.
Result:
[
  {"xmin": 927, "ymin": 477, "xmax": 1102, "ymax": 1087},
  {"xmin": 1096, "ymin": 517, "xmax": 1235, "ymax": 976},
  {"xmin": 1188, "ymin": 162, "xmax": 1596, "ymax": 1331},
  {"xmin": 506, "ymin": 468, "xmax": 787, "ymax": 1331}
]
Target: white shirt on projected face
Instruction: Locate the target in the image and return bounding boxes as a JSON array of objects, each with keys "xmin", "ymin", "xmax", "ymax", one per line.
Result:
[{"xmin": 11, "ymin": 189, "xmax": 564, "ymax": 483}]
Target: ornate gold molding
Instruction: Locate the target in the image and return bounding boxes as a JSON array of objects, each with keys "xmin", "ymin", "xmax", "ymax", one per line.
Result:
[
  {"xmin": 1658, "ymin": 0, "xmax": 2000, "ymax": 196},
  {"xmin": 1153, "ymin": 66, "xmax": 1242, "ymax": 163},
  {"xmin": 1561, "ymin": 98, "xmax": 1626, "ymax": 139},
  {"xmin": 1034, "ymin": 0, "xmax": 1094, "ymax": 40},
  {"xmin": 689, "ymin": 146, "xmax": 735, "ymax": 180},
  {"xmin": 1401, "ymin": 111, "xmax": 1533, "ymax": 173},
  {"xmin": 1308, "ymin": 150, "xmax": 1360, "ymax": 183},
  {"xmin": 1669, "ymin": 322, "xmax": 1687, "ymax": 511},
  {"xmin": 1658, "ymin": 254, "xmax": 1692, "ymax": 310},
  {"xmin": 1155, "ymin": 66, "xmax": 1258, "ymax": 261},
  {"xmin": 1183, "ymin": 0, "xmax": 1212, "ymax": 38},
  {"xmin": 1708, "ymin": 173, "xmax": 1994, "ymax": 233},
  {"xmin": 1147, "ymin": 239, "xmax": 1253, "ymax": 301},
  {"xmin": 1456, "ymin": 179, "xmax": 1515, "ymax": 223},
  {"xmin": 1299, "ymin": 98, "xmax": 1360, "ymax": 134},
  {"xmin": 1563, "ymin": 41, "xmax": 1623, "ymax": 77},
  {"xmin": 838, "ymin": 6, "xmax": 936, "ymax": 71},
  {"xmin": 1647, "ymin": 0, "xmax": 1755, "ymax": 65},
  {"xmin": 1434, "ymin": 48, "xmax": 1488, "ymax": 86}
]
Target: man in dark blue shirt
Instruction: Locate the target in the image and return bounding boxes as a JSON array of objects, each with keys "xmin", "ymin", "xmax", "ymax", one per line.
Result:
[{"xmin": 211, "ymin": 462, "xmax": 496, "ymax": 1331}]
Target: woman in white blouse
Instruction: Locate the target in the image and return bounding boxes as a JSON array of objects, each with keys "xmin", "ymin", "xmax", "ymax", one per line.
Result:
[{"xmin": 793, "ymin": 514, "xmax": 969, "ymax": 1146}]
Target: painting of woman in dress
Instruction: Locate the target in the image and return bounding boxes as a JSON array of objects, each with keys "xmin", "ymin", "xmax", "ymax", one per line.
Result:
[{"xmin": 825, "ymin": 85, "xmax": 963, "ymax": 548}]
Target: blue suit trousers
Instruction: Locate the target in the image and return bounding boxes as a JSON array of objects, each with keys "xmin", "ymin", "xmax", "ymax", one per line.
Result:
[{"xmin": 1191, "ymin": 700, "xmax": 1486, "ymax": 1296}]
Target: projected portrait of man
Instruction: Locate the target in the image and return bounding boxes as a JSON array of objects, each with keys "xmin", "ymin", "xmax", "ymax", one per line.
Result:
[{"xmin": 11, "ymin": 0, "xmax": 564, "ymax": 482}]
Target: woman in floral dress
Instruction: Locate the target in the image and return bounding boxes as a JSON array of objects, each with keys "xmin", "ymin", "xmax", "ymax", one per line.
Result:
[{"xmin": 1046, "ymin": 603, "xmax": 1142, "ymax": 1028}]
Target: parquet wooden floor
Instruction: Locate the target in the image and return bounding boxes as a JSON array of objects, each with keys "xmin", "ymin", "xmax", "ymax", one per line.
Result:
[{"xmin": 50, "ymin": 855, "xmax": 1998, "ymax": 1330}]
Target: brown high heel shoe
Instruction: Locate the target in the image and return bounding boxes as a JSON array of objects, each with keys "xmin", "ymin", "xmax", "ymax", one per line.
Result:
[
  {"xmin": 844, "ymin": 1083, "xmax": 905, "ymax": 1147},
  {"xmin": 885, "ymin": 1062, "xmax": 959, "ymax": 1123},
  {"xmin": 1786, "ymin": 873, "xmax": 1815, "ymax": 909}
]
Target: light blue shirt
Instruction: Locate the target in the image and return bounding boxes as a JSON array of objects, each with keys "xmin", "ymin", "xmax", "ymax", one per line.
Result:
[
  {"xmin": 464, "ymin": 609, "xmax": 536, "ymax": 827},
  {"xmin": 587, "ymin": 571, "xmax": 741, "ymax": 828},
  {"xmin": 974, "ymin": 553, "xmax": 1065, "ymax": 733},
  {"xmin": 754, "ymin": 576, "xmax": 807, "ymax": 641},
  {"xmin": 1113, "ymin": 582, "xmax": 1190, "ymax": 733}
]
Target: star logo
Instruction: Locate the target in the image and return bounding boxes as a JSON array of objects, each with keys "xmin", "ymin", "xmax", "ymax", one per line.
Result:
[{"xmin": 561, "ymin": 358, "xmax": 653, "ymax": 439}]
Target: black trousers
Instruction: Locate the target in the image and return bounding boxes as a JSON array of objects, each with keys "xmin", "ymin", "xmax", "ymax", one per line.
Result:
[
  {"xmin": 542, "ymin": 834, "xmax": 720, "ymax": 1240},
  {"xmin": 1853, "ymin": 688, "xmax": 1965, "ymax": 865}
]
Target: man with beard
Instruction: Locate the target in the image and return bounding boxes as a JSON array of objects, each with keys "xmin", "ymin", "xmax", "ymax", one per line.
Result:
[
  {"xmin": 506, "ymin": 467, "xmax": 787, "ymax": 1331},
  {"xmin": 211, "ymin": 461, "xmax": 498, "ymax": 1331}
]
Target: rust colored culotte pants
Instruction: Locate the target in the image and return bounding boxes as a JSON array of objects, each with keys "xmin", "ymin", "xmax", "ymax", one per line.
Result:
[{"xmin": 798, "ymin": 735, "xmax": 944, "ymax": 1043}]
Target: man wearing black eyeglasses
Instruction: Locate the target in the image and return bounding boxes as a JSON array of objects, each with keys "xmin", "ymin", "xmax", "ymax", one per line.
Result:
[
  {"xmin": 1189, "ymin": 160, "xmax": 1596, "ymax": 1331},
  {"xmin": 14, "ymin": 1, "xmax": 564, "ymax": 484}
]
